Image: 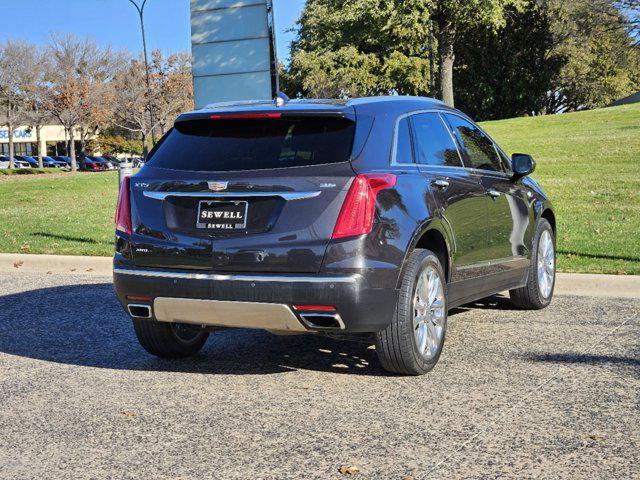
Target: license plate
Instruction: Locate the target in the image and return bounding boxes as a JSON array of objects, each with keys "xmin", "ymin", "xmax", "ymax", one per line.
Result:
[{"xmin": 196, "ymin": 200, "xmax": 248, "ymax": 230}]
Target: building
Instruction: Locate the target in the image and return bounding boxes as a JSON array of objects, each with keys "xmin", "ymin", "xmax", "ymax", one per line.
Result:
[{"xmin": 0, "ymin": 124, "xmax": 79, "ymax": 157}]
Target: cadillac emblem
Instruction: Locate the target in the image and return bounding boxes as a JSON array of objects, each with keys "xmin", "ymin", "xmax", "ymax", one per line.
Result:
[{"xmin": 207, "ymin": 181, "xmax": 228, "ymax": 191}]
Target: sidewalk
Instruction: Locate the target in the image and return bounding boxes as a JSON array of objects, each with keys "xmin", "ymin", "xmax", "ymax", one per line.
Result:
[{"xmin": 0, "ymin": 253, "xmax": 638, "ymax": 298}]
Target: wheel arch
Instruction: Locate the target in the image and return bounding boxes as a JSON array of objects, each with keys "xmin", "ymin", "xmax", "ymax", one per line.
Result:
[
  {"xmin": 540, "ymin": 207, "xmax": 556, "ymax": 235},
  {"xmin": 397, "ymin": 220, "xmax": 453, "ymax": 288}
]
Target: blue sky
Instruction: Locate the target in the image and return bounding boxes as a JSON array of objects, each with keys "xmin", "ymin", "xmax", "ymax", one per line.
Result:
[{"xmin": 0, "ymin": 0, "xmax": 306, "ymax": 63}]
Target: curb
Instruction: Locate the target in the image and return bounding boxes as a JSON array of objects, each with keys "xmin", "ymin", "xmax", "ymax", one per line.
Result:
[
  {"xmin": 1, "ymin": 253, "xmax": 638, "ymax": 299},
  {"xmin": 0, "ymin": 253, "xmax": 112, "ymax": 276}
]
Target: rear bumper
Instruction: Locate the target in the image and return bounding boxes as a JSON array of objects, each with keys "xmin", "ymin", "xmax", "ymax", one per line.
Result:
[{"xmin": 113, "ymin": 266, "xmax": 398, "ymax": 333}]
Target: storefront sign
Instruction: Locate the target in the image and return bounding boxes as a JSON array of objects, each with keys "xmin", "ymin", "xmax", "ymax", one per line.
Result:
[{"xmin": 0, "ymin": 129, "xmax": 32, "ymax": 140}]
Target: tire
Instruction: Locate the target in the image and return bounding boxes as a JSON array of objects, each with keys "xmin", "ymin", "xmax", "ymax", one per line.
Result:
[
  {"xmin": 510, "ymin": 218, "xmax": 556, "ymax": 310},
  {"xmin": 375, "ymin": 249, "xmax": 448, "ymax": 375},
  {"xmin": 132, "ymin": 319, "xmax": 209, "ymax": 358}
]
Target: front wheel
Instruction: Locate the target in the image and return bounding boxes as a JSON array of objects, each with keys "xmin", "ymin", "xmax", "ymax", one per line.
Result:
[
  {"xmin": 132, "ymin": 319, "xmax": 209, "ymax": 358},
  {"xmin": 375, "ymin": 249, "xmax": 447, "ymax": 375},
  {"xmin": 510, "ymin": 218, "xmax": 556, "ymax": 309}
]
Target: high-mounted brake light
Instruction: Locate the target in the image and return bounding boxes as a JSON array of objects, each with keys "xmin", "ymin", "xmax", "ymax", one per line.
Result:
[
  {"xmin": 332, "ymin": 174, "xmax": 396, "ymax": 240},
  {"xmin": 115, "ymin": 176, "xmax": 132, "ymax": 235},
  {"xmin": 210, "ymin": 113, "xmax": 282, "ymax": 120}
]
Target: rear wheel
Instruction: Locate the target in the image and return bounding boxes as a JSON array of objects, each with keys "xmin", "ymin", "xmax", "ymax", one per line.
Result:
[
  {"xmin": 375, "ymin": 249, "xmax": 447, "ymax": 375},
  {"xmin": 510, "ymin": 218, "xmax": 555, "ymax": 309},
  {"xmin": 132, "ymin": 319, "xmax": 209, "ymax": 358}
]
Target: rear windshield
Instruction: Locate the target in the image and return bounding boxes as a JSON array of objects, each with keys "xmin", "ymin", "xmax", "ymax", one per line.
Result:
[{"xmin": 146, "ymin": 116, "xmax": 355, "ymax": 171}]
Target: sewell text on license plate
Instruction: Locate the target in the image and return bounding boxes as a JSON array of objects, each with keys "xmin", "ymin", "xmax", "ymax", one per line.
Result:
[{"xmin": 196, "ymin": 200, "xmax": 248, "ymax": 230}]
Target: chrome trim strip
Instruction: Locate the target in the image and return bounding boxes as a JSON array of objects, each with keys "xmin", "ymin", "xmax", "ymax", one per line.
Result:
[
  {"xmin": 143, "ymin": 191, "xmax": 322, "ymax": 201},
  {"xmin": 456, "ymin": 256, "xmax": 528, "ymax": 271},
  {"xmin": 114, "ymin": 268, "xmax": 360, "ymax": 284},
  {"xmin": 153, "ymin": 297, "xmax": 307, "ymax": 333}
]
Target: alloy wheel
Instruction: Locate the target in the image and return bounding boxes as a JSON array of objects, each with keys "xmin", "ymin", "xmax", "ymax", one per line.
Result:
[
  {"xmin": 537, "ymin": 229, "xmax": 555, "ymax": 299},
  {"xmin": 413, "ymin": 265, "xmax": 446, "ymax": 360}
]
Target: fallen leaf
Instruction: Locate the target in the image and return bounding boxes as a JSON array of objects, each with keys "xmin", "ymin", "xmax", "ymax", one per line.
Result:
[
  {"xmin": 339, "ymin": 466, "xmax": 360, "ymax": 476},
  {"xmin": 13, "ymin": 260, "xmax": 23, "ymax": 268}
]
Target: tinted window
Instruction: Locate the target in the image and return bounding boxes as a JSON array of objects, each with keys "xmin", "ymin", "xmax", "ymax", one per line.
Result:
[
  {"xmin": 410, "ymin": 113, "xmax": 462, "ymax": 167},
  {"xmin": 147, "ymin": 116, "xmax": 355, "ymax": 171},
  {"xmin": 395, "ymin": 117, "xmax": 414, "ymax": 164},
  {"xmin": 444, "ymin": 114, "xmax": 503, "ymax": 172}
]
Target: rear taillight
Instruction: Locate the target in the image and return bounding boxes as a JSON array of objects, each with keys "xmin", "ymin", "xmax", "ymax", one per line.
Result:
[
  {"xmin": 331, "ymin": 174, "xmax": 396, "ymax": 240},
  {"xmin": 115, "ymin": 176, "xmax": 132, "ymax": 235}
]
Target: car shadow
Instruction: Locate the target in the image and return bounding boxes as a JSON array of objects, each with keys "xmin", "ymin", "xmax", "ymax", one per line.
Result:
[
  {"xmin": 0, "ymin": 282, "xmax": 388, "ymax": 376},
  {"xmin": 449, "ymin": 293, "xmax": 519, "ymax": 316}
]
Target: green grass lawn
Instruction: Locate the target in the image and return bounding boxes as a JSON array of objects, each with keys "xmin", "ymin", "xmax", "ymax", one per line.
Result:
[
  {"xmin": 0, "ymin": 172, "xmax": 118, "ymax": 256},
  {"xmin": 0, "ymin": 104, "xmax": 638, "ymax": 273},
  {"xmin": 481, "ymin": 103, "xmax": 640, "ymax": 274}
]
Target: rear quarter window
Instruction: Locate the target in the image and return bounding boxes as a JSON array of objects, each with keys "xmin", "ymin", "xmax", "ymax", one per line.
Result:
[{"xmin": 146, "ymin": 116, "xmax": 355, "ymax": 172}]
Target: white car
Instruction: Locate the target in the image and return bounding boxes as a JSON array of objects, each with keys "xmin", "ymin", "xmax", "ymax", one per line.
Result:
[{"xmin": 0, "ymin": 157, "xmax": 31, "ymax": 168}]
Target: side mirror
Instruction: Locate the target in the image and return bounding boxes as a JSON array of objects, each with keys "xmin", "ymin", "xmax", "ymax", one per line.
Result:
[{"xmin": 511, "ymin": 153, "xmax": 535, "ymax": 179}]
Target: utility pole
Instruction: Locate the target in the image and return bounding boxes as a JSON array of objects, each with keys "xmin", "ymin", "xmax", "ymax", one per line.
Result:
[{"xmin": 128, "ymin": 0, "xmax": 157, "ymax": 146}]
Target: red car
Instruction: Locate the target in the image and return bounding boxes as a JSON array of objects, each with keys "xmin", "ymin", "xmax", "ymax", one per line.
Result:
[{"xmin": 81, "ymin": 156, "xmax": 108, "ymax": 171}]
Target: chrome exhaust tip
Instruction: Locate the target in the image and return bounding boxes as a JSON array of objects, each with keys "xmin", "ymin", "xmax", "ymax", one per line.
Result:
[
  {"xmin": 299, "ymin": 313, "xmax": 345, "ymax": 330},
  {"xmin": 128, "ymin": 304, "xmax": 152, "ymax": 319}
]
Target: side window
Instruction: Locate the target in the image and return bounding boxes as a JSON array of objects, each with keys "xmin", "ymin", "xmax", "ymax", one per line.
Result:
[
  {"xmin": 444, "ymin": 114, "xmax": 503, "ymax": 172},
  {"xmin": 410, "ymin": 113, "xmax": 462, "ymax": 167},
  {"xmin": 395, "ymin": 117, "xmax": 414, "ymax": 164}
]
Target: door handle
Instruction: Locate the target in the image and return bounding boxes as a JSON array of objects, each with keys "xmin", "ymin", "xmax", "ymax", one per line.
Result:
[
  {"xmin": 487, "ymin": 189, "xmax": 501, "ymax": 199},
  {"xmin": 432, "ymin": 179, "xmax": 450, "ymax": 189}
]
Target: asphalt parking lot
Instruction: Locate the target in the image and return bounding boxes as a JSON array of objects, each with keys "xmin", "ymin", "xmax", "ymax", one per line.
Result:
[{"xmin": 0, "ymin": 271, "xmax": 638, "ymax": 479}]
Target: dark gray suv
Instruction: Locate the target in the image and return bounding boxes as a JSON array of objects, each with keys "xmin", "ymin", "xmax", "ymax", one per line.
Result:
[{"xmin": 113, "ymin": 96, "xmax": 556, "ymax": 375}]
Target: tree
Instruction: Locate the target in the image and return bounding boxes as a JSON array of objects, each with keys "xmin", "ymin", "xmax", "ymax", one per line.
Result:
[
  {"xmin": 546, "ymin": 0, "xmax": 640, "ymax": 112},
  {"xmin": 430, "ymin": 0, "xmax": 525, "ymax": 107},
  {"xmin": 454, "ymin": 3, "xmax": 564, "ymax": 119},
  {"xmin": 23, "ymin": 47, "xmax": 54, "ymax": 167},
  {"xmin": 111, "ymin": 50, "xmax": 193, "ymax": 156},
  {"xmin": 284, "ymin": 0, "xmax": 434, "ymax": 98},
  {"xmin": 285, "ymin": 0, "xmax": 522, "ymax": 105},
  {"xmin": 43, "ymin": 34, "xmax": 122, "ymax": 172},
  {"xmin": 150, "ymin": 50, "xmax": 193, "ymax": 136},
  {"xmin": 0, "ymin": 40, "xmax": 38, "ymax": 169}
]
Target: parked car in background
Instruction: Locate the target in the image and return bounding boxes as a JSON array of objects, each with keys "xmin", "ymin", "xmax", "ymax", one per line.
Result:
[
  {"xmin": 81, "ymin": 156, "xmax": 108, "ymax": 171},
  {"xmin": 53, "ymin": 156, "xmax": 80, "ymax": 169},
  {"xmin": 40, "ymin": 156, "xmax": 66, "ymax": 168},
  {"xmin": 102, "ymin": 155, "xmax": 121, "ymax": 166},
  {"xmin": 91, "ymin": 156, "xmax": 112, "ymax": 170},
  {"xmin": 96, "ymin": 156, "xmax": 116, "ymax": 170},
  {"xmin": 0, "ymin": 156, "xmax": 31, "ymax": 168},
  {"xmin": 113, "ymin": 96, "xmax": 556, "ymax": 376},
  {"xmin": 16, "ymin": 155, "xmax": 39, "ymax": 168}
]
